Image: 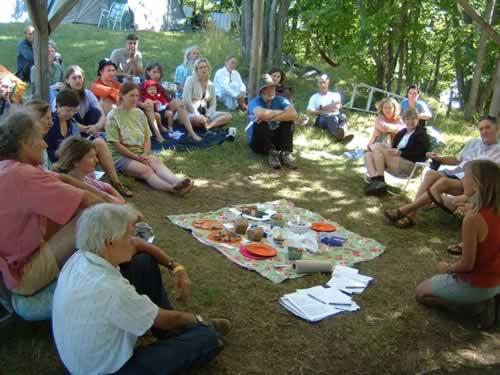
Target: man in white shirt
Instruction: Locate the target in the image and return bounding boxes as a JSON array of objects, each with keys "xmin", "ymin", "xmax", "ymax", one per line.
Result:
[
  {"xmin": 110, "ymin": 33, "xmax": 144, "ymax": 82},
  {"xmin": 52, "ymin": 204, "xmax": 230, "ymax": 375},
  {"xmin": 213, "ymin": 56, "xmax": 247, "ymax": 111},
  {"xmin": 384, "ymin": 116, "xmax": 500, "ymax": 228},
  {"xmin": 306, "ymin": 74, "xmax": 353, "ymax": 143}
]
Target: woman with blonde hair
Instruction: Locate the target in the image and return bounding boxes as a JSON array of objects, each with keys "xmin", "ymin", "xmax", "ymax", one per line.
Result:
[
  {"xmin": 416, "ymin": 159, "xmax": 500, "ymax": 327},
  {"xmin": 106, "ymin": 82, "xmax": 194, "ymax": 195},
  {"xmin": 183, "ymin": 57, "xmax": 231, "ymax": 130},
  {"xmin": 52, "ymin": 136, "xmax": 125, "ymax": 204},
  {"xmin": 366, "ymin": 97, "xmax": 404, "ymax": 149}
]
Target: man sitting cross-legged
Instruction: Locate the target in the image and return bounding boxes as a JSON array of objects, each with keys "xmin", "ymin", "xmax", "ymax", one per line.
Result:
[
  {"xmin": 383, "ymin": 115, "xmax": 500, "ymax": 228},
  {"xmin": 246, "ymin": 74, "xmax": 298, "ymax": 170},
  {"xmin": 52, "ymin": 203, "xmax": 231, "ymax": 375}
]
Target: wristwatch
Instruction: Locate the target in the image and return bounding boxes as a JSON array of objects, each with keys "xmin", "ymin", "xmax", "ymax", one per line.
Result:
[{"xmin": 166, "ymin": 259, "xmax": 176, "ymax": 271}]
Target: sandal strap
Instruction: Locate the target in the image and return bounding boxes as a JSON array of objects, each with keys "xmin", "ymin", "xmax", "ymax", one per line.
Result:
[{"xmin": 427, "ymin": 191, "xmax": 455, "ymax": 216}]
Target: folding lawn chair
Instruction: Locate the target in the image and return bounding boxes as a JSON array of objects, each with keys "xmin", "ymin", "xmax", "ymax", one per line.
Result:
[
  {"xmin": 385, "ymin": 126, "xmax": 445, "ymax": 196},
  {"xmin": 98, "ymin": 2, "xmax": 128, "ymax": 31}
]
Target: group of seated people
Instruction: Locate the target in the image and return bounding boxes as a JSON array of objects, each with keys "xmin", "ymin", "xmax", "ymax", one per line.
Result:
[{"xmin": 1, "ymin": 26, "xmax": 500, "ymax": 373}]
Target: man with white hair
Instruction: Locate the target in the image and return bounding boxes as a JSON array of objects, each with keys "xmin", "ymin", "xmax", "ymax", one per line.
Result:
[
  {"xmin": 174, "ymin": 46, "xmax": 201, "ymax": 98},
  {"xmin": 52, "ymin": 203, "xmax": 230, "ymax": 375},
  {"xmin": 0, "ymin": 76, "xmax": 13, "ymax": 120}
]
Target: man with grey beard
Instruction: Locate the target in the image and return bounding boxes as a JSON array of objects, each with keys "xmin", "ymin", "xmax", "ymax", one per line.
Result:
[{"xmin": 246, "ymin": 74, "xmax": 298, "ymax": 169}]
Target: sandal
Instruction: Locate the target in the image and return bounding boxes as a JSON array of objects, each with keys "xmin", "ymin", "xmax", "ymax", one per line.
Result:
[
  {"xmin": 173, "ymin": 180, "xmax": 195, "ymax": 197},
  {"xmin": 112, "ymin": 182, "xmax": 133, "ymax": 198},
  {"xmin": 174, "ymin": 178, "xmax": 191, "ymax": 191},
  {"xmin": 447, "ymin": 243, "xmax": 463, "ymax": 256},
  {"xmin": 427, "ymin": 191, "xmax": 455, "ymax": 216},
  {"xmin": 394, "ymin": 216, "xmax": 416, "ymax": 229},
  {"xmin": 383, "ymin": 208, "xmax": 405, "ymax": 223}
]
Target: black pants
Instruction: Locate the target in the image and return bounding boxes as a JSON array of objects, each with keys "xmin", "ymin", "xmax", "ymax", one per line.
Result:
[
  {"xmin": 114, "ymin": 253, "xmax": 222, "ymax": 375},
  {"xmin": 249, "ymin": 120, "xmax": 294, "ymax": 154}
]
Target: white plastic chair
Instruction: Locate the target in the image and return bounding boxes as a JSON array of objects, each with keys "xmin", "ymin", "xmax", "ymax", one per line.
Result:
[{"xmin": 98, "ymin": 2, "xmax": 127, "ymax": 31}]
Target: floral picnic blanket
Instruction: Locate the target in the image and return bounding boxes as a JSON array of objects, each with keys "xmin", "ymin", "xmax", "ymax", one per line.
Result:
[{"xmin": 167, "ymin": 200, "xmax": 384, "ymax": 284}]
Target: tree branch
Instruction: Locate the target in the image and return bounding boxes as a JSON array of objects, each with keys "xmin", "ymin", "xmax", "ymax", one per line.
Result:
[{"xmin": 456, "ymin": 0, "xmax": 500, "ymax": 46}]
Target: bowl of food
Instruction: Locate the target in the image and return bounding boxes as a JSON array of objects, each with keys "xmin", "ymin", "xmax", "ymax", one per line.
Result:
[{"xmin": 287, "ymin": 219, "xmax": 311, "ymax": 234}]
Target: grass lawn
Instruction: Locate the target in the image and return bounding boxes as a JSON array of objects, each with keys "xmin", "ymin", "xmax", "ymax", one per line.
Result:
[{"xmin": 1, "ymin": 23, "xmax": 499, "ymax": 375}]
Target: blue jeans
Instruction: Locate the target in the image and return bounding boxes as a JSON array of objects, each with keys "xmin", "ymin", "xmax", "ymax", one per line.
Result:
[{"xmin": 114, "ymin": 253, "xmax": 222, "ymax": 374}]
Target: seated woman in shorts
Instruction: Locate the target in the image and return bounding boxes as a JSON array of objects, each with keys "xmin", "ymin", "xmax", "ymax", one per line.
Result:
[
  {"xmin": 90, "ymin": 59, "xmax": 121, "ymax": 115},
  {"xmin": 366, "ymin": 97, "xmax": 404, "ymax": 149},
  {"xmin": 105, "ymin": 82, "xmax": 194, "ymax": 195},
  {"xmin": 53, "ymin": 136, "xmax": 125, "ymax": 204},
  {"xmin": 183, "ymin": 58, "xmax": 231, "ymax": 130},
  {"xmin": 364, "ymin": 107, "xmax": 429, "ymax": 195},
  {"xmin": 416, "ymin": 160, "xmax": 500, "ymax": 328},
  {"xmin": 0, "ymin": 111, "xmax": 103, "ymax": 296},
  {"xmin": 140, "ymin": 62, "xmax": 201, "ymax": 142}
]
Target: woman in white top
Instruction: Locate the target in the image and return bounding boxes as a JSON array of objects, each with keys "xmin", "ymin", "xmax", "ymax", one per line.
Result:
[
  {"xmin": 183, "ymin": 58, "xmax": 231, "ymax": 130},
  {"xmin": 213, "ymin": 56, "xmax": 247, "ymax": 111}
]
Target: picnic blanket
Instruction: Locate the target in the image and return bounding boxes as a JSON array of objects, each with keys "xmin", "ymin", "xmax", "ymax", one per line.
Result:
[
  {"xmin": 151, "ymin": 127, "xmax": 231, "ymax": 152},
  {"xmin": 167, "ymin": 199, "xmax": 384, "ymax": 283}
]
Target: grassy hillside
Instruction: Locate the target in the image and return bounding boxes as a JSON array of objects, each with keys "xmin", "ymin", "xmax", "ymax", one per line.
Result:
[{"xmin": 1, "ymin": 23, "xmax": 496, "ymax": 375}]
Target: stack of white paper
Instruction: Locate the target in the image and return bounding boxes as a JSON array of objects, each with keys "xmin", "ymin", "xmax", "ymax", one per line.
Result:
[
  {"xmin": 280, "ymin": 265, "xmax": 372, "ymax": 322},
  {"xmin": 327, "ymin": 265, "xmax": 373, "ymax": 294}
]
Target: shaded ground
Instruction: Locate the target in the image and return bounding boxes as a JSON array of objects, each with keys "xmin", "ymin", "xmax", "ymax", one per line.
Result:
[{"xmin": 2, "ymin": 23, "xmax": 500, "ymax": 375}]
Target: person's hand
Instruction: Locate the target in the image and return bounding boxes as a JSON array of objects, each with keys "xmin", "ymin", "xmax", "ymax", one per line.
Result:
[
  {"xmin": 136, "ymin": 210, "xmax": 145, "ymax": 221},
  {"xmin": 173, "ymin": 269, "xmax": 191, "ymax": 303},
  {"xmin": 436, "ymin": 261, "xmax": 450, "ymax": 274},
  {"xmin": 426, "ymin": 151, "xmax": 438, "ymax": 160},
  {"xmin": 125, "ymin": 73, "xmax": 133, "ymax": 81},
  {"xmin": 456, "ymin": 202, "xmax": 471, "ymax": 216},
  {"xmin": 387, "ymin": 149, "xmax": 401, "ymax": 156},
  {"xmin": 101, "ymin": 192, "xmax": 116, "ymax": 203},
  {"xmin": 87, "ymin": 125, "xmax": 100, "ymax": 136},
  {"xmin": 52, "ymin": 82, "xmax": 64, "ymax": 90},
  {"xmin": 137, "ymin": 155, "xmax": 149, "ymax": 165}
]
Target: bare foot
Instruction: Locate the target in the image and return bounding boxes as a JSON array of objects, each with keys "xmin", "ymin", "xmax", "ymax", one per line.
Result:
[
  {"xmin": 174, "ymin": 180, "xmax": 195, "ymax": 197},
  {"xmin": 192, "ymin": 134, "xmax": 202, "ymax": 141},
  {"xmin": 155, "ymin": 136, "xmax": 166, "ymax": 143},
  {"xmin": 173, "ymin": 178, "xmax": 191, "ymax": 191}
]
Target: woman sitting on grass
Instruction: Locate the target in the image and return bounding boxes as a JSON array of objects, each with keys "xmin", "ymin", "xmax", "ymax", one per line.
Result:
[
  {"xmin": 63, "ymin": 65, "xmax": 106, "ymax": 138},
  {"xmin": 106, "ymin": 82, "xmax": 194, "ymax": 195},
  {"xmin": 364, "ymin": 107, "xmax": 429, "ymax": 195},
  {"xmin": 53, "ymin": 136, "xmax": 125, "ymax": 204},
  {"xmin": 44, "ymin": 89, "xmax": 132, "ymax": 197},
  {"xmin": 366, "ymin": 97, "xmax": 404, "ymax": 149},
  {"xmin": 416, "ymin": 160, "xmax": 500, "ymax": 328},
  {"xmin": 183, "ymin": 57, "xmax": 231, "ymax": 130},
  {"xmin": 269, "ymin": 67, "xmax": 292, "ymax": 101},
  {"xmin": 90, "ymin": 59, "xmax": 121, "ymax": 115},
  {"xmin": 140, "ymin": 62, "xmax": 201, "ymax": 142}
]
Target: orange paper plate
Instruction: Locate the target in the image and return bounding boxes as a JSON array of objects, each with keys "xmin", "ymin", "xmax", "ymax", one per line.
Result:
[
  {"xmin": 207, "ymin": 230, "xmax": 242, "ymax": 244},
  {"xmin": 192, "ymin": 219, "xmax": 224, "ymax": 231},
  {"xmin": 311, "ymin": 222, "xmax": 336, "ymax": 232},
  {"xmin": 245, "ymin": 243, "xmax": 277, "ymax": 257}
]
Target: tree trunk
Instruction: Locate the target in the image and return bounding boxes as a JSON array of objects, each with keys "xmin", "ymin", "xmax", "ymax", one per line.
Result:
[
  {"xmin": 267, "ymin": 0, "xmax": 279, "ymax": 66},
  {"xmin": 231, "ymin": 0, "xmax": 240, "ymax": 36},
  {"xmin": 464, "ymin": 0, "xmax": 495, "ymax": 122},
  {"xmin": 291, "ymin": 0, "xmax": 300, "ymax": 30},
  {"xmin": 456, "ymin": 0, "xmax": 500, "ymax": 46},
  {"xmin": 396, "ymin": 0, "xmax": 409, "ymax": 94},
  {"xmin": 430, "ymin": 49, "xmax": 442, "ymax": 95},
  {"xmin": 489, "ymin": 57, "xmax": 500, "ymax": 117},
  {"xmin": 272, "ymin": 0, "xmax": 291, "ymax": 66},
  {"xmin": 241, "ymin": 0, "xmax": 253, "ymax": 63},
  {"xmin": 248, "ymin": 0, "xmax": 264, "ymax": 100}
]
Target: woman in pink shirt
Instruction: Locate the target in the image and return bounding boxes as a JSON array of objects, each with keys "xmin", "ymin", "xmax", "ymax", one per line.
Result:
[
  {"xmin": 0, "ymin": 111, "xmax": 103, "ymax": 295},
  {"xmin": 53, "ymin": 136, "xmax": 125, "ymax": 204}
]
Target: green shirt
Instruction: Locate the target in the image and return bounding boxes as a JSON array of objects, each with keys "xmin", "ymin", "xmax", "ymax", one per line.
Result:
[{"xmin": 105, "ymin": 107, "xmax": 152, "ymax": 160}]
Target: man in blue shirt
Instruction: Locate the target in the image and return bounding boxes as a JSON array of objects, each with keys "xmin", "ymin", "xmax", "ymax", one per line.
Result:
[
  {"xmin": 16, "ymin": 26, "xmax": 35, "ymax": 83},
  {"xmin": 247, "ymin": 74, "xmax": 298, "ymax": 169}
]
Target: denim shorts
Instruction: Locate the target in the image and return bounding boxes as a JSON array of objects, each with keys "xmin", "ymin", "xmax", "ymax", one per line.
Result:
[
  {"xmin": 114, "ymin": 157, "xmax": 133, "ymax": 172},
  {"xmin": 431, "ymin": 273, "xmax": 500, "ymax": 304}
]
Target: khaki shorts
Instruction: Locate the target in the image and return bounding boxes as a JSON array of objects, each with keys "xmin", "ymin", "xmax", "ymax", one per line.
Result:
[
  {"xmin": 11, "ymin": 245, "xmax": 59, "ymax": 296},
  {"xmin": 387, "ymin": 157, "xmax": 415, "ymax": 178}
]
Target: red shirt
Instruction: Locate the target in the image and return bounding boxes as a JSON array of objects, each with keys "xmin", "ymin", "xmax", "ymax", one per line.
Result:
[
  {"xmin": 459, "ymin": 208, "xmax": 500, "ymax": 288},
  {"xmin": 0, "ymin": 161, "xmax": 84, "ymax": 288}
]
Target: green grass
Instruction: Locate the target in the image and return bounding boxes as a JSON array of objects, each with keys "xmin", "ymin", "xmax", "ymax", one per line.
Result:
[{"xmin": 1, "ymin": 23, "xmax": 498, "ymax": 375}]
